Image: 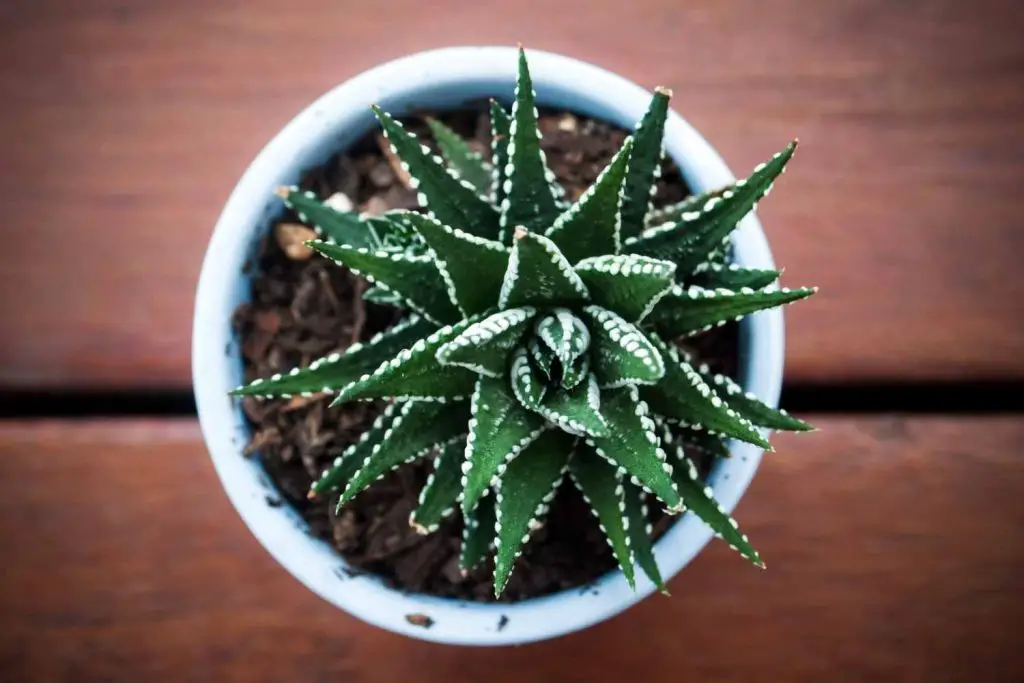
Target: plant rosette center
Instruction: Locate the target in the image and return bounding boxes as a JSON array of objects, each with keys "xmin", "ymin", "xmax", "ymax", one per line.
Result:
[{"xmin": 231, "ymin": 46, "xmax": 818, "ymax": 598}]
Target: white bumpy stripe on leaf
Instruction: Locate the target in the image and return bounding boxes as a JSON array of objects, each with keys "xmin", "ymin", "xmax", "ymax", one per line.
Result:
[
  {"xmin": 460, "ymin": 375, "xmax": 548, "ymax": 516},
  {"xmin": 275, "ymin": 186, "xmax": 377, "ymax": 249},
  {"xmin": 509, "ymin": 345, "xmax": 547, "ymax": 410},
  {"xmin": 619, "ymin": 87, "xmax": 671, "ymax": 241},
  {"xmin": 426, "ymin": 117, "xmax": 493, "ymax": 197},
  {"xmin": 337, "ymin": 400, "xmax": 470, "ymax": 508},
  {"xmin": 460, "ymin": 492, "xmax": 497, "ymax": 571},
  {"xmin": 650, "ymin": 283, "xmax": 817, "ymax": 340},
  {"xmin": 668, "ymin": 441, "xmax": 764, "ymax": 568},
  {"xmin": 489, "ymin": 100, "xmax": 512, "ymax": 206},
  {"xmin": 499, "ymin": 47, "xmax": 562, "ymax": 242},
  {"xmin": 410, "ymin": 438, "xmax": 467, "ymax": 534},
  {"xmin": 546, "ymin": 136, "xmax": 634, "ymax": 263},
  {"xmin": 309, "ymin": 402, "xmax": 403, "ymax": 497},
  {"xmin": 569, "ymin": 443, "xmax": 636, "ymax": 587},
  {"xmin": 307, "ymin": 240, "xmax": 461, "ymax": 325},
  {"xmin": 498, "ymin": 227, "xmax": 590, "ymax": 310},
  {"xmin": 641, "ymin": 334, "xmax": 773, "ymax": 450},
  {"xmin": 232, "ymin": 316, "xmax": 435, "ymax": 399},
  {"xmin": 534, "ymin": 308, "xmax": 590, "ymax": 367},
  {"xmin": 624, "ymin": 142, "xmax": 798, "ymax": 277},
  {"xmin": 699, "ymin": 262, "xmax": 783, "ymax": 290},
  {"xmin": 622, "ymin": 481, "xmax": 667, "ymax": 592},
  {"xmin": 372, "ymin": 105, "xmax": 500, "ymax": 239},
  {"xmin": 581, "ymin": 305, "xmax": 665, "ymax": 388},
  {"xmin": 574, "ymin": 254, "xmax": 676, "ymax": 323},
  {"xmin": 396, "ymin": 211, "xmax": 510, "ymax": 317},
  {"xmin": 493, "ymin": 429, "xmax": 573, "ymax": 596},
  {"xmin": 588, "ymin": 384, "xmax": 683, "ymax": 512},
  {"xmin": 436, "ymin": 307, "xmax": 536, "ymax": 378},
  {"xmin": 332, "ymin": 318, "xmax": 481, "ymax": 404},
  {"xmin": 536, "ymin": 372, "xmax": 608, "ymax": 438},
  {"xmin": 699, "ymin": 367, "xmax": 815, "ymax": 432},
  {"xmin": 642, "ymin": 185, "xmax": 729, "ymax": 231}
]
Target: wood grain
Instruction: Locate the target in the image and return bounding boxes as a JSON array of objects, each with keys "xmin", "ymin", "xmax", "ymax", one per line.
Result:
[
  {"xmin": 1, "ymin": 0, "xmax": 1023, "ymax": 389},
  {"xmin": 0, "ymin": 416, "xmax": 1021, "ymax": 681}
]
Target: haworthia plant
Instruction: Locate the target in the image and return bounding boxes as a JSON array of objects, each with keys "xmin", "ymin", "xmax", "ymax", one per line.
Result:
[{"xmin": 232, "ymin": 47, "xmax": 818, "ymax": 597}]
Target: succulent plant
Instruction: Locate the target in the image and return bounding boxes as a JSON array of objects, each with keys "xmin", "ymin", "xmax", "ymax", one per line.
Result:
[{"xmin": 232, "ymin": 47, "xmax": 817, "ymax": 596}]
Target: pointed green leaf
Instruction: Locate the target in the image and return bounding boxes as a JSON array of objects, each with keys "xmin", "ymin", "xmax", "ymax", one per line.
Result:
[
  {"xmin": 493, "ymin": 429, "xmax": 573, "ymax": 595},
  {"xmin": 620, "ymin": 88, "xmax": 671, "ymax": 240},
  {"xmin": 435, "ymin": 307, "xmax": 535, "ymax": 378},
  {"xmin": 364, "ymin": 212, "xmax": 422, "ymax": 252},
  {"xmin": 569, "ymin": 443, "xmax": 635, "ymax": 588},
  {"xmin": 372, "ymin": 105, "xmax": 499, "ymax": 238},
  {"xmin": 534, "ymin": 308, "xmax": 590, "ymax": 366},
  {"xmin": 395, "ymin": 211, "xmax": 510, "ymax": 316},
  {"xmin": 461, "ymin": 375, "xmax": 548, "ymax": 516},
  {"xmin": 409, "ymin": 439, "xmax": 466, "ymax": 533},
  {"xmin": 588, "ymin": 385, "xmax": 682, "ymax": 512},
  {"xmin": 333, "ymin": 318, "xmax": 480, "ymax": 404},
  {"xmin": 539, "ymin": 373, "xmax": 608, "ymax": 438},
  {"xmin": 275, "ymin": 186, "xmax": 376, "ymax": 249},
  {"xmin": 499, "ymin": 48, "xmax": 562, "ymax": 242},
  {"xmin": 561, "ymin": 353, "xmax": 590, "ymax": 390},
  {"xmin": 308, "ymin": 241, "xmax": 460, "ymax": 325},
  {"xmin": 702, "ymin": 239, "xmax": 733, "ymax": 269},
  {"xmin": 644, "ymin": 186, "xmax": 730, "ymax": 228},
  {"xmin": 575, "ymin": 254, "xmax": 676, "ymax": 323},
  {"xmin": 489, "ymin": 100, "xmax": 511, "ymax": 207},
  {"xmin": 232, "ymin": 316, "xmax": 436, "ymax": 398},
  {"xmin": 650, "ymin": 284, "xmax": 817, "ymax": 339},
  {"xmin": 670, "ymin": 444, "xmax": 763, "ymax": 567},
  {"xmin": 699, "ymin": 263, "xmax": 782, "ymax": 290},
  {"xmin": 580, "ymin": 306, "xmax": 665, "ymax": 388},
  {"xmin": 529, "ymin": 337, "xmax": 554, "ymax": 379},
  {"xmin": 623, "ymin": 483, "xmax": 666, "ymax": 592},
  {"xmin": 309, "ymin": 402, "xmax": 403, "ymax": 497},
  {"xmin": 460, "ymin": 491, "xmax": 497, "ymax": 571},
  {"xmin": 426, "ymin": 117, "xmax": 492, "ymax": 197},
  {"xmin": 546, "ymin": 137, "xmax": 634, "ymax": 262},
  {"xmin": 625, "ymin": 142, "xmax": 798, "ymax": 275},
  {"xmin": 509, "ymin": 345, "xmax": 547, "ymax": 410},
  {"xmin": 681, "ymin": 428, "xmax": 732, "ymax": 460},
  {"xmin": 498, "ymin": 228, "xmax": 590, "ymax": 309},
  {"xmin": 642, "ymin": 335, "xmax": 772, "ymax": 450},
  {"xmin": 362, "ymin": 284, "xmax": 403, "ymax": 305},
  {"xmin": 703, "ymin": 369, "xmax": 814, "ymax": 432},
  {"xmin": 339, "ymin": 400, "xmax": 470, "ymax": 507}
]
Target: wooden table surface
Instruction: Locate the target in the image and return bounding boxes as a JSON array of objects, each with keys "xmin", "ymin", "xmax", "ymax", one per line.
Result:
[{"xmin": 2, "ymin": 1, "xmax": 1023, "ymax": 681}]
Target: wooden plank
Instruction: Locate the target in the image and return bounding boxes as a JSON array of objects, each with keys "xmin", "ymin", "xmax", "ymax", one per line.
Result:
[
  {"xmin": 1, "ymin": 0, "xmax": 1023, "ymax": 388},
  {"xmin": 0, "ymin": 416, "xmax": 1021, "ymax": 681}
]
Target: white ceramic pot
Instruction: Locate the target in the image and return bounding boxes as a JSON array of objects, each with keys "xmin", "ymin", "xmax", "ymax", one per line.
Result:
[{"xmin": 192, "ymin": 46, "xmax": 785, "ymax": 646}]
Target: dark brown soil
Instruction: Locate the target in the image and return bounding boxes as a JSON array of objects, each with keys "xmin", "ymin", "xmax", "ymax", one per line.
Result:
[{"xmin": 232, "ymin": 104, "xmax": 739, "ymax": 603}]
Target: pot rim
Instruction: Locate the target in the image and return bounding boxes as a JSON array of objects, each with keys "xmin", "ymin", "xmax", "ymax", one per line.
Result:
[{"xmin": 191, "ymin": 45, "xmax": 784, "ymax": 646}]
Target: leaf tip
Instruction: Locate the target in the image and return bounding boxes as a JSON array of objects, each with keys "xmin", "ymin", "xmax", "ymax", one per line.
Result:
[
  {"xmin": 273, "ymin": 186, "xmax": 291, "ymax": 199},
  {"xmin": 654, "ymin": 85, "xmax": 673, "ymax": 98},
  {"xmin": 513, "ymin": 225, "xmax": 528, "ymax": 241},
  {"xmin": 306, "ymin": 489, "xmax": 317, "ymax": 500},
  {"xmin": 409, "ymin": 512, "xmax": 430, "ymax": 535}
]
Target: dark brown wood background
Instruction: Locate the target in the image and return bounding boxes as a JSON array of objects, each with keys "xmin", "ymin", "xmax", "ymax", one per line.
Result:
[{"xmin": 1, "ymin": 0, "xmax": 1022, "ymax": 680}]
